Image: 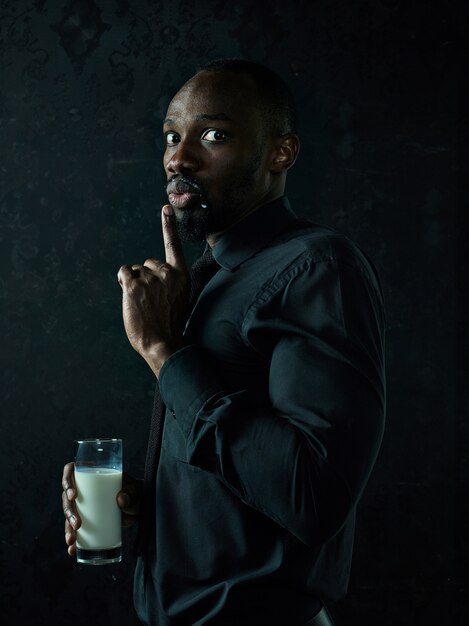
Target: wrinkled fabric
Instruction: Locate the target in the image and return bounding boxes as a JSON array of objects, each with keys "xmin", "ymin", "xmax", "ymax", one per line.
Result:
[{"xmin": 134, "ymin": 196, "xmax": 386, "ymax": 626}]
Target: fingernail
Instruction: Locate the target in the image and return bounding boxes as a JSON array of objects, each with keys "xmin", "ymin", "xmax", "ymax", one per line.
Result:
[
  {"xmin": 65, "ymin": 532, "xmax": 71, "ymax": 543},
  {"xmin": 163, "ymin": 204, "xmax": 173, "ymax": 216},
  {"xmin": 67, "ymin": 488, "xmax": 74, "ymax": 499}
]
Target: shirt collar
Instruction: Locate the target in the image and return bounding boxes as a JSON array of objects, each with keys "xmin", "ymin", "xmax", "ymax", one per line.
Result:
[{"xmin": 210, "ymin": 196, "xmax": 297, "ymax": 271}]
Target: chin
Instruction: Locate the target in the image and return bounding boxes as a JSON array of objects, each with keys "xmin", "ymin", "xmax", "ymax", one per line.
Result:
[{"xmin": 174, "ymin": 207, "xmax": 210, "ymax": 243}]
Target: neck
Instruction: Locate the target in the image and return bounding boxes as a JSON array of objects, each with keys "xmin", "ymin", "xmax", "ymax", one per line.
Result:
[{"xmin": 206, "ymin": 191, "xmax": 284, "ymax": 247}]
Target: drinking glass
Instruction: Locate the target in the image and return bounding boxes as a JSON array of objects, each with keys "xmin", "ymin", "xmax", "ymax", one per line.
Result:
[{"xmin": 74, "ymin": 438, "xmax": 123, "ymax": 565}]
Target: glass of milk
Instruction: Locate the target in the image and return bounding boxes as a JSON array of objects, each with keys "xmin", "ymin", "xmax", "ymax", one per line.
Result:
[{"xmin": 74, "ymin": 438, "xmax": 123, "ymax": 565}]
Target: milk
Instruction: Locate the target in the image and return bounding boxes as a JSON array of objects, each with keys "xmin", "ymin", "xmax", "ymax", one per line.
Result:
[{"xmin": 75, "ymin": 467, "xmax": 122, "ymax": 550}]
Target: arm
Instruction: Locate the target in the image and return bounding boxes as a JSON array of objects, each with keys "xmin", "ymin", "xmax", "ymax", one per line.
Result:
[{"xmin": 159, "ymin": 254, "xmax": 386, "ymax": 547}]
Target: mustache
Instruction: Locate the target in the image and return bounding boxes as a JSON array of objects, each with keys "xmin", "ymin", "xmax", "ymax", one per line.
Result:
[{"xmin": 165, "ymin": 175, "xmax": 203, "ymax": 196}]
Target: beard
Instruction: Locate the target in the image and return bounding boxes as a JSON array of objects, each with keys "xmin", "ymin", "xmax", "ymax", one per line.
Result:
[
  {"xmin": 171, "ymin": 154, "xmax": 262, "ymax": 243},
  {"xmin": 174, "ymin": 204, "xmax": 211, "ymax": 242}
]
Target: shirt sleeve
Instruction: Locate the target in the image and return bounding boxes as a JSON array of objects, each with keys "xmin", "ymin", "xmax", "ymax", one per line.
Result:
[{"xmin": 159, "ymin": 251, "xmax": 386, "ymax": 548}]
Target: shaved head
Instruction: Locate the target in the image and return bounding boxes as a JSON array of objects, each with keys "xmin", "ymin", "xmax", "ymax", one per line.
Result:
[{"xmin": 195, "ymin": 58, "xmax": 296, "ymax": 138}]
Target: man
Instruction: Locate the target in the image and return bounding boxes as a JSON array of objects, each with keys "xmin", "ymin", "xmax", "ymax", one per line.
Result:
[{"xmin": 62, "ymin": 59, "xmax": 386, "ymax": 625}]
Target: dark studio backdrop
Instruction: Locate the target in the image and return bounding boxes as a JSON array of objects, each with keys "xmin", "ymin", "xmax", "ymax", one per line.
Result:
[{"xmin": 0, "ymin": 1, "xmax": 466, "ymax": 625}]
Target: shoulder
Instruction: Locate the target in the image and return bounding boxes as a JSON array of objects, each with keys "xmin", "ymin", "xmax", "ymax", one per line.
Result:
[
  {"xmin": 263, "ymin": 218, "xmax": 384, "ymax": 304},
  {"xmin": 266, "ymin": 218, "xmax": 371, "ymax": 273}
]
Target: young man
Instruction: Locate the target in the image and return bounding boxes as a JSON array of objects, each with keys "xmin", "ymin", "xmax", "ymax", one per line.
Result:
[{"xmin": 63, "ymin": 59, "xmax": 386, "ymax": 625}]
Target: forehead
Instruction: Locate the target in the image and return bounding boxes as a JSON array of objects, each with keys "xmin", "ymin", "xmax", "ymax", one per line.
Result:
[{"xmin": 165, "ymin": 71, "xmax": 263, "ymax": 126}]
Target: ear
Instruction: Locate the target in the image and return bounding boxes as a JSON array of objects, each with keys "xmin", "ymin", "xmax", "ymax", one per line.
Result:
[{"xmin": 269, "ymin": 134, "xmax": 300, "ymax": 174}]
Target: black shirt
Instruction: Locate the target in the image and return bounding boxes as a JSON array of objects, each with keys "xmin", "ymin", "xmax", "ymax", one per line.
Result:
[{"xmin": 134, "ymin": 196, "xmax": 386, "ymax": 625}]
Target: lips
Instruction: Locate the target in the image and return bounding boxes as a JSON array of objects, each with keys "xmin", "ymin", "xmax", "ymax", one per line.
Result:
[
  {"xmin": 167, "ymin": 178, "xmax": 202, "ymax": 209},
  {"xmin": 168, "ymin": 191, "xmax": 200, "ymax": 208}
]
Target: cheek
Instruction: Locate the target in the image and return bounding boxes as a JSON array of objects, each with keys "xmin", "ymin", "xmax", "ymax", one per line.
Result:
[{"xmin": 163, "ymin": 153, "xmax": 171, "ymax": 172}]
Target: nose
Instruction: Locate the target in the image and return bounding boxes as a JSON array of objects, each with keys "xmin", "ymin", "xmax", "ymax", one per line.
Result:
[{"xmin": 165, "ymin": 140, "xmax": 200, "ymax": 175}]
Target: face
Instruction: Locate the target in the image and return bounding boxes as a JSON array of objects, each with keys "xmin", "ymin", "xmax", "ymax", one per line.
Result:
[{"xmin": 163, "ymin": 71, "xmax": 278, "ymax": 242}]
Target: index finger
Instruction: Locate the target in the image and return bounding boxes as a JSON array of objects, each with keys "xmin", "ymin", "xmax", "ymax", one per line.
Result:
[
  {"xmin": 62, "ymin": 462, "xmax": 76, "ymax": 497},
  {"xmin": 161, "ymin": 204, "xmax": 186, "ymax": 271}
]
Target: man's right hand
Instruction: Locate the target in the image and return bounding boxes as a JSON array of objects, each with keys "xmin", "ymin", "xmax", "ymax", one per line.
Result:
[{"xmin": 61, "ymin": 462, "xmax": 142, "ymax": 556}]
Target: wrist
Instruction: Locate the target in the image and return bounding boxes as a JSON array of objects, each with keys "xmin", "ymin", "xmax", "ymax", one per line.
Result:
[{"xmin": 142, "ymin": 340, "xmax": 183, "ymax": 378}]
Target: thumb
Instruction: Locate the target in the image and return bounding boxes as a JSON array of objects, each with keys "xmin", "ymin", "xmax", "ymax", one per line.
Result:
[{"xmin": 117, "ymin": 490, "xmax": 138, "ymax": 515}]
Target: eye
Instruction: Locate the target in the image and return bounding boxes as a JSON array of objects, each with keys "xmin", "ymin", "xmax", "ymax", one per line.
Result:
[
  {"xmin": 202, "ymin": 129, "xmax": 227, "ymax": 142},
  {"xmin": 165, "ymin": 131, "xmax": 180, "ymax": 146}
]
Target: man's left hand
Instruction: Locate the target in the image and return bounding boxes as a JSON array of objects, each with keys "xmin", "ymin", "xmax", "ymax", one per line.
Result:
[{"xmin": 117, "ymin": 204, "xmax": 189, "ymax": 377}]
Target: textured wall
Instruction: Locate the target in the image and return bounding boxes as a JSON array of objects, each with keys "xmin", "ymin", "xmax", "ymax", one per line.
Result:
[{"xmin": 0, "ymin": 1, "xmax": 466, "ymax": 624}]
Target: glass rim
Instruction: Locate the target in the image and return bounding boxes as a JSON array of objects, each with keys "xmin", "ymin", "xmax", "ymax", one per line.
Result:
[{"xmin": 74, "ymin": 438, "xmax": 122, "ymax": 444}]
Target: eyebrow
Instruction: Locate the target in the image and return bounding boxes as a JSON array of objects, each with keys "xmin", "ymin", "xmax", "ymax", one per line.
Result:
[{"xmin": 163, "ymin": 113, "xmax": 233, "ymax": 126}]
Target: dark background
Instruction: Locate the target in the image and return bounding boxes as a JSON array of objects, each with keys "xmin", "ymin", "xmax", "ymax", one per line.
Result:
[{"xmin": 0, "ymin": 1, "xmax": 467, "ymax": 624}]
